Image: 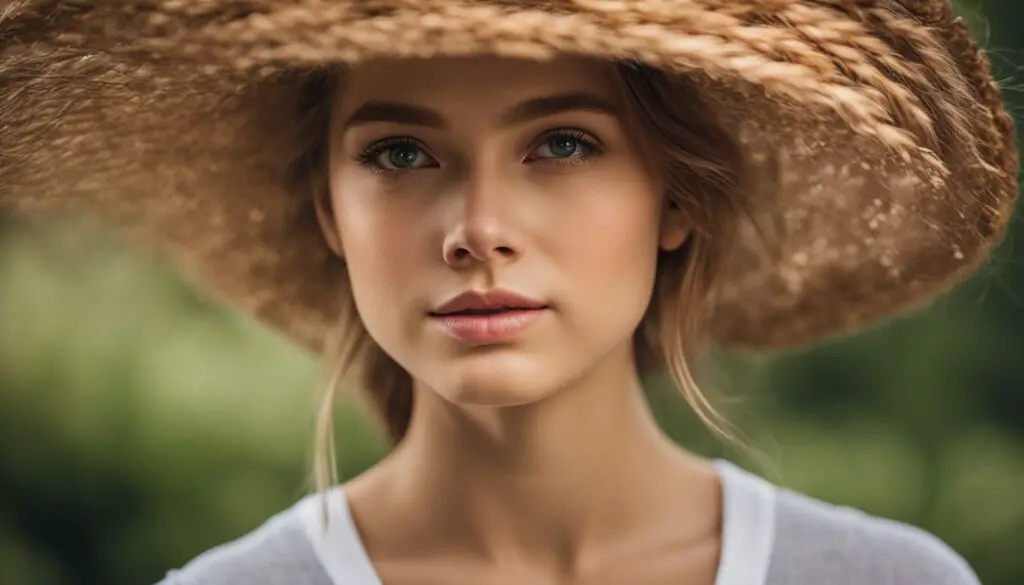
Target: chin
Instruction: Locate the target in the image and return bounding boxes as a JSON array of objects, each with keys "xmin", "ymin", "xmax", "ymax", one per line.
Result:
[{"xmin": 427, "ymin": 351, "xmax": 561, "ymax": 407}]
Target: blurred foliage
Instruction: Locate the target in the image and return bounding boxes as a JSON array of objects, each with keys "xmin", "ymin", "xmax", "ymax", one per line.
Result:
[{"xmin": 1, "ymin": 2, "xmax": 1023, "ymax": 584}]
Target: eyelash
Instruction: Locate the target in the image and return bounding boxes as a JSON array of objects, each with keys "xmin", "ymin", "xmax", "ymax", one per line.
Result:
[
  {"xmin": 350, "ymin": 137, "xmax": 426, "ymax": 177},
  {"xmin": 350, "ymin": 128, "xmax": 604, "ymax": 177}
]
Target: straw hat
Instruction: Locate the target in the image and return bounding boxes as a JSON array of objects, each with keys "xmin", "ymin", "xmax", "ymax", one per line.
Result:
[{"xmin": 0, "ymin": 1, "xmax": 1017, "ymax": 352}]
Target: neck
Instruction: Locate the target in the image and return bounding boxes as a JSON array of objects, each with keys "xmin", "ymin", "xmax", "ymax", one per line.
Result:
[{"xmin": 354, "ymin": 342, "xmax": 717, "ymax": 570}]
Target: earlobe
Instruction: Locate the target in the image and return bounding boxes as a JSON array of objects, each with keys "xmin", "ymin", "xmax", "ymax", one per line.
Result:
[
  {"xmin": 313, "ymin": 185, "xmax": 345, "ymax": 259},
  {"xmin": 658, "ymin": 201, "xmax": 690, "ymax": 252}
]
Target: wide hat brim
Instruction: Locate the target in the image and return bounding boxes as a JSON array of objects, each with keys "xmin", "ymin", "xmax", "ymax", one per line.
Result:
[{"xmin": 0, "ymin": 0, "xmax": 1018, "ymax": 352}]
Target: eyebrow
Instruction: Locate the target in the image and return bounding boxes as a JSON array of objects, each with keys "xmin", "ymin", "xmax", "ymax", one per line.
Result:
[{"xmin": 340, "ymin": 92, "xmax": 619, "ymax": 131}]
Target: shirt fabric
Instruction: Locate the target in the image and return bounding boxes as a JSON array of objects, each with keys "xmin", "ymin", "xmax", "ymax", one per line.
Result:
[{"xmin": 158, "ymin": 460, "xmax": 980, "ymax": 585}]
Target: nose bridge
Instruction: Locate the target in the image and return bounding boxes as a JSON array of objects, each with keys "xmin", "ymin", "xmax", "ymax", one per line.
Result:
[
  {"xmin": 462, "ymin": 158, "xmax": 504, "ymax": 230},
  {"xmin": 454, "ymin": 155, "xmax": 511, "ymax": 246},
  {"xmin": 444, "ymin": 154, "xmax": 519, "ymax": 264}
]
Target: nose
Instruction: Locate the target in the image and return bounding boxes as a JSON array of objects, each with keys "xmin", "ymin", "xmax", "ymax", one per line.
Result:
[{"xmin": 442, "ymin": 168, "xmax": 521, "ymax": 268}]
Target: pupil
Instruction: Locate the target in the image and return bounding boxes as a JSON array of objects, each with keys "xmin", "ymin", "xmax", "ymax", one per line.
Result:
[
  {"xmin": 388, "ymin": 146, "xmax": 419, "ymax": 168},
  {"xmin": 550, "ymin": 137, "xmax": 577, "ymax": 157}
]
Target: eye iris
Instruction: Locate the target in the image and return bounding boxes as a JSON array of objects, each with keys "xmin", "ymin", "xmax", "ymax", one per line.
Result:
[
  {"xmin": 387, "ymin": 145, "xmax": 420, "ymax": 168},
  {"xmin": 549, "ymin": 136, "xmax": 578, "ymax": 158}
]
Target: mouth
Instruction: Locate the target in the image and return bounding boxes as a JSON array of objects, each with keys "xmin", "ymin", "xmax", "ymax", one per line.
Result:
[
  {"xmin": 430, "ymin": 288, "xmax": 549, "ymax": 317},
  {"xmin": 429, "ymin": 289, "xmax": 549, "ymax": 343}
]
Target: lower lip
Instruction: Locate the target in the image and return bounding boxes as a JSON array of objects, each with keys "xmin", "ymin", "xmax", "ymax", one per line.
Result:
[{"xmin": 431, "ymin": 309, "xmax": 546, "ymax": 343}]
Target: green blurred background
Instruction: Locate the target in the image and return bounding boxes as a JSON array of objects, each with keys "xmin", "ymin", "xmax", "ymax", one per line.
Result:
[{"xmin": 1, "ymin": 2, "xmax": 1022, "ymax": 584}]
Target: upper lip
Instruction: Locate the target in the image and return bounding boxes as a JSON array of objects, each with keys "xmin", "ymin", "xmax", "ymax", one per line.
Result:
[{"xmin": 430, "ymin": 289, "xmax": 548, "ymax": 315}]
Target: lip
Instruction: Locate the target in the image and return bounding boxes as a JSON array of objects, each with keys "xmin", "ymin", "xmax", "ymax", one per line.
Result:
[
  {"xmin": 429, "ymin": 289, "xmax": 549, "ymax": 344},
  {"xmin": 431, "ymin": 289, "xmax": 547, "ymax": 316}
]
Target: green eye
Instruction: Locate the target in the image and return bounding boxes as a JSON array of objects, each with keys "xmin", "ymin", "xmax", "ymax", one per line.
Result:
[
  {"xmin": 387, "ymin": 144, "xmax": 424, "ymax": 168},
  {"xmin": 528, "ymin": 129, "xmax": 601, "ymax": 162},
  {"xmin": 547, "ymin": 136, "xmax": 580, "ymax": 158}
]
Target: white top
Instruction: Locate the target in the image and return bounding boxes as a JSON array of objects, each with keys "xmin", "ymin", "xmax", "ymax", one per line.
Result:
[
  {"xmin": 294, "ymin": 460, "xmax": 775, "ymax": 585},
  {"xmin": 160, "ymin": 460, "xmax": 981, "ymax": 585}
]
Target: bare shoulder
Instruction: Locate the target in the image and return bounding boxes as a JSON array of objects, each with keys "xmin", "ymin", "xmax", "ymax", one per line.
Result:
[
  {"xmin": 769, "ymin": 488, "xmax": 979, "ymax": 585},
  {"xmin": 155, "ymin": 501, "xmax": 331, "ymax": 585}
]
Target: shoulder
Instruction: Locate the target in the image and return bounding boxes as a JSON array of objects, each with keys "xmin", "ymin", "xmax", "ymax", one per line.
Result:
[
  {"xmin": 768, "ymin": 487, "xmax": 979, "ymax": 585},
  {"xmin": 156, "ymin": 498, "xmax": 332, "ymax": 585}
]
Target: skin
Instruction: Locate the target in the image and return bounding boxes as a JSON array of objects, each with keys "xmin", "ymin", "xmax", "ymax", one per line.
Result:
[{"xmin": 316, "ymin": 56, "xmax": 723, "ymax": 585}]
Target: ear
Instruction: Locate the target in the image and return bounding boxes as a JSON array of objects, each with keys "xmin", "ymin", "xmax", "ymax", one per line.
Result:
[
  {"xmin": 313, "ymin": 182, "xmax": 345, "ymax": 259},
  {"xmin": 658, "ymin": 198, "xmax": 691, "ymax": 252}
]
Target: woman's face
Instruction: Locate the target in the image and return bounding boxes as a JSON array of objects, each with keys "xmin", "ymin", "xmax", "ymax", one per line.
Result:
[{"xmin": 323, "ymin": 56, "xmax": 688, "ymax": 406}]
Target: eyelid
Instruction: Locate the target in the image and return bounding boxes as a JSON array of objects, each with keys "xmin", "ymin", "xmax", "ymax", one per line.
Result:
[
  {"xmin": 534, "ymin": 126, "xmax": 602, "ymax": 144},
  {"xmin": 358, "ymin": 136, "xmax": 430, "ymax": 157},
  {"xmin": 527, "ymin": 126, "xmax": 603, "ymax": 153}
]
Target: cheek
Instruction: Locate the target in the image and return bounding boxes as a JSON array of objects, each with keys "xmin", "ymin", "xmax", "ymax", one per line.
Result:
[
  {"xmin": 553, "ymin": 175, "xmax": 663, "ymax": 306},
  {"xmin": 331, "ymin": 178, "xmax": 432, "ymax": 340},
  {"xmin": 340, "ymin": 207, "xmax": 423, "ymax": 276}
]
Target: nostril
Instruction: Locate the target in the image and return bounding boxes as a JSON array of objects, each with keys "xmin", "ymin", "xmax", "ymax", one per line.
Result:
[{"xmin": 443, "ymin": 242, "xmax": 516, "ymax": 266}]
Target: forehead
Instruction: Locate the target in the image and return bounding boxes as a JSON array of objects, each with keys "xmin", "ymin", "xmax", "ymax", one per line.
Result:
[{"xmin": 334, "ymin": 55, "xmax": 620, "ymax": 116}]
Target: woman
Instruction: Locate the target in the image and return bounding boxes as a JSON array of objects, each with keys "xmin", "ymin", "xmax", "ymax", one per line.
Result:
[{"xmin": 0, "ymin": 2, "xmax": 1017, "ymax": 585}]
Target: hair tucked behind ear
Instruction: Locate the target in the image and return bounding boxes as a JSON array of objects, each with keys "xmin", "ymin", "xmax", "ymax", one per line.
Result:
[
  {"xmin": 614, "ymin": 64, "xmax": 752, "ymax": 444},
  {"xmin": 292, "ymin": 62, "xmax": 755, "ymax": 495}
]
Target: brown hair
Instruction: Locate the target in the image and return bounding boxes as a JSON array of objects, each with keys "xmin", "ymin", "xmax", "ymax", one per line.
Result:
[{"xmin": 291, "ymin": 62, "xmax": 752, "ymax": 492}]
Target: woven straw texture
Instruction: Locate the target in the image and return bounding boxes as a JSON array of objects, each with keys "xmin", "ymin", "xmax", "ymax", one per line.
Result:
[{"xmin": 0, "ymin": 0, "xmax": 1018, "ymax": 352}]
